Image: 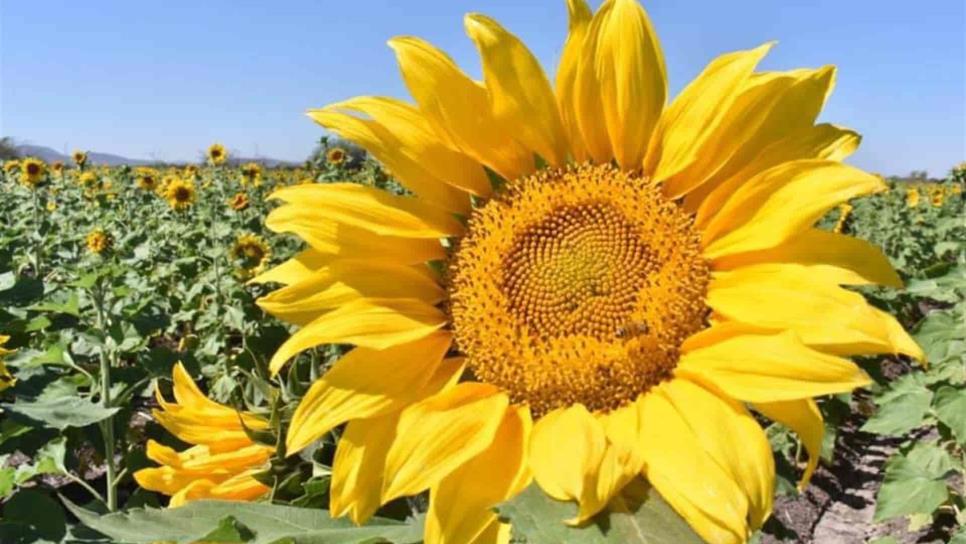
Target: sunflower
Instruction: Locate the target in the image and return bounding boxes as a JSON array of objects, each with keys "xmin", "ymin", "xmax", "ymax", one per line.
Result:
[
  {"xmin": 3, "ymin": 160, "xmax": 19, "ymax": 175},
  {"xmin": 832, "ymin": 203, "xmax": 852, "ymax": 233},
  {"xmin": 46, "ymin": 201, "xmax": 57, "ymax": 212},
  {"xmin": 325, "ymin": 146, "xmax": 347, "ymax": 166},
  {"xmin": 72, "ymin": 150, "xmax": 88, "ymax": 167},
  {"xmin": 230, "ymin": 234, "xmax": 271, "ymax": 278},
  {"xmin": 241, "ymin": 162, "xmax": 262, "ymax": 185},
  {"xmin": 207, "ymin": 143, "xmax": 228, "ymax": 166},
  {"xmin": 930, "ymin": 189, "xmax": 944, "ymax": 207},
  {"xmin": 51, "ymin": 161, "xmax": 65, "ymax": 175},
  {"xmin": 0, "ymin": 335, "xmax": 15, "ymax": 393},
  {"xmin": 256, "ymin": 1, "xmax": 921, "ymax": 542},
  {"xmin": 906, "ymin": 187, "xmax": 920, "ymax": 207},
  {"xmin": 20, "ymin": 157, "xmax": 46, "ymax": 187},
  {"xmin": 134, "ymin": 363, "xmax": 273, "ymax": 506},
  {"xmin": 135, "ymin": 167, "xmax": 159, "ymax": 191},
  {"xmin": 164, "ymin": 177, "xmax": 197, "ymax": 210},
  {"xmin": 85, "ymin": 229, "xmax": 112, "ymax": 255},
  {"xmin": 229, "ymin": 191, "xmax": 250, "ymax": 211},
  {"xmin": 183, "ymin": 164, "xmax": 200, "ymax": 178},
  {"xmin": 78, "ymin": 171, "xmax": 99, "ymax": 189}
]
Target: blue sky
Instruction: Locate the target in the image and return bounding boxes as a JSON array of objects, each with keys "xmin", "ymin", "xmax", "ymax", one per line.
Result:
[{"xmin": 2, "ymin": 0, "xmax": 963, "ymax": 176}]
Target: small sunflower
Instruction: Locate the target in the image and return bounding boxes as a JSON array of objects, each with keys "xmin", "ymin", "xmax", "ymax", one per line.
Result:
[
  {"xmin": 133, "ymin": 363, "xmax": 273, "ymax": 506},
  {"xmin": 832, "ymin": 203, "xmax": 852, "ymax": 233},
  {"xmin": 207, "ymin": 143, "xmax": 228, "ymax": 166},
  {"xmin": 3, "ymin": 160, "xmax": 19, "ymax": 175},
  {"xmin": 930, "ymin": 189, "xmax": 944, "ymax": 207},
  {"xmin": 85, "ymin": 229, "xmax": 113, "ymax": 255},
  {"xmin": 20, "ymin": 157, "xmax": 46, "ymax": 187},
  {"xmin": 0, "ymin": 335, "xmax": 15, "ymax": 392},
  {"xmin": 164, "ymin": 177, "xmax": 197, "ymax": 210},
  {"xmin": 252, "ymin": 2, "xmax": 922, "ymax": 543},
  {"xmin": 326, "ymin": 146, "xmax": 347, "ymax": 166},
  {"xmin": 906, "ymin": 187, "xmax": 921, "ymax": 208},
  {"xmin": 230, "ymin": 234, "xmax": 271, "ymax": 278},
  {"xmin": 133, "ymin": 167, "xmax": 158, "ymax": 191},
  {"xmin": 51, "ymin": 161, "xmax": 65, "ymax": 175},
  {"xmin": 229, "ymin": 191, "xmax": 250, "ymax": 211},
  {"xmin": 78, "ymin": 171, "xmax": 99, "ymax": 189},
  {"xmin": 72, "ymin": 150, "xmax": 88, "ymax": 167},
  {"xmin": 46, "ymin": 201, "xmax": 57, "ymax": 212},
  {"xmin": 241, "ymin": 162, "xmax": 262, "ymax": 186}
]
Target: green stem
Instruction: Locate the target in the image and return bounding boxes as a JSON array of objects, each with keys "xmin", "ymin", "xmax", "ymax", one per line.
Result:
[
  {"xmin": 31, "ymin": 190, "xmax": 43, "ymax": 276},
  {"xmin": 93, "ymin": 282, "xmax": 118, "ymax": 511}
]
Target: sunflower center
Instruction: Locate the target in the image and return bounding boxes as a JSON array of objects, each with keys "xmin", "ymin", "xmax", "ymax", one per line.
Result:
[
  {"xmin": 26, "ymin": 164, "xmax": 40, "ymax": 176},
  {"xmin": 175, "ymin": 187, "xmax": 190, "ymax": 201},
  {"xmin": 449, "ymin": 163, "xmax": 710, "ymax": 416}
]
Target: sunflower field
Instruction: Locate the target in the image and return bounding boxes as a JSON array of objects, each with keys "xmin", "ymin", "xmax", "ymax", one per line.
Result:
[{"xmin": 2, "ymin": 0, "xmax": 966, "ymax": 542}]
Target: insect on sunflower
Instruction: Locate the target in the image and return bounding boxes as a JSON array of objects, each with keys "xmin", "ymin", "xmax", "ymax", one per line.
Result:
[{"xmin": 251, "ymin": 1, "xmax": 922, "ymax": 542}]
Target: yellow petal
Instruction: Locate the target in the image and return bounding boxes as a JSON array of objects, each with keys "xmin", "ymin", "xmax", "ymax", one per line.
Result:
[
  {"xmin": 707, "ymin": 264, "xmax": 922, "ymax": 359},
  {"xmin": 388, "ymin": 36, "xmax": 533, "ymax": 181},
  {"xmin": 266, "ymin": 207, "xmax": 446, "ymax": 265},
  {"xmin": 529, "ymin": 403, "xmax": 636, "ymax": 524},
  {"xmin": 313, "ymin": 97, "xmax": 491, "ymax": 198},
  {"xmin": 270, "ymin": 183, "xmax": 464, "ymax": 238},
  {"xmin": 425, "ymin": 405, "xmax": 532, "ymax": 544},
  {"xmin": 464, "ymin": 13, "xmax": 568, "ymax": 167},
  {"xmin": 250, "ymin": 248, "xmax": 328, "ymax": 286},
  {"xmin": 285, "ymin": 333, "xmax": 453, "ymax": 455},
  {"xmin": 208, "ymin": 470, "xmax": 271, "ymax": 502},
  {"xmin": 577, "ymin": 0, "xmax": 666, "ymax": 168},
  {"xmin": 555, "ymin": 0, "xmax": 593, "ymax": 162},
  {"xmin": 169, "ymin": 479, "xmax": 216, "ymax": 507},
  {"xmin": 664, "ymin": 66, "xmax": 836, "ymax": 199},
  {"xmin": 469, "ymin": 520, "xmax": 511, "ymax": 544},
  {"xmin": 382, "ymin": 383, "xmax": 509, "ymax": 501},
  {"xmin": 269, "ymin": 298, "xmax": 447, "ymax": 375},
  {"xmin": 660, "ymin": 378, "xmax": 774, "ymax": 529},
  {"xmin": 330, "ymin": 412, "xmax": 400, "ymax": 524},
  {"xmin": 690, "ymin": 123, "xmax": 860, "ymax": 218},
  {"xmin": 597, "ymin": 400, "xmax": 646, "ymax": 477},
  {"xmin": 645, "ymin": 43, "xmax": 772, "ymax": 185},
  {"xmin": 753, "ymin": 398, "xmax": 823, "ymax": 489},
  {"xmin": 639, "ymin": 390, "xmax": 749, "ymax": 544},
  {"xmin": 677, "ymin": 330, "xmax": 870, "ymax": 403},
  {"xmin": 256, "ymin": 261, "xmax": 444, "ymax": 326},
  {"xmin": 711, "ymin": 229, "xmax": 902, "ymax": 288},
  {"xmin": 307, "ymin": 107, "xmax": 471, "ymax": 213},
  {"xmin": 701, "ymin": 160, "xmax": 886, "ymax": 259}
]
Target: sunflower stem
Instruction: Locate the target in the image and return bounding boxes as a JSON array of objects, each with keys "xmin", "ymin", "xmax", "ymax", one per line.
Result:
[{"xmin": 93, "ymin": 279, "xmax": 118, "ymax": 511}]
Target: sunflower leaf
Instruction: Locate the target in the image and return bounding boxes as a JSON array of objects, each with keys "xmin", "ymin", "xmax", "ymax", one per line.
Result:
[
  {"xmin": 63, "ymin": 497, "xmax": 424, "ymax": 544},
  {"xmin": 498, "ymin": 480, "xmax": 703, "ymax": 544}
]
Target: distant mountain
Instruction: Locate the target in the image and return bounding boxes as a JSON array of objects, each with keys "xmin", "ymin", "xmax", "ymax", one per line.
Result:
[{"xmin": 13, "ymin": 144, "xmax": 299, "ymax": 168}]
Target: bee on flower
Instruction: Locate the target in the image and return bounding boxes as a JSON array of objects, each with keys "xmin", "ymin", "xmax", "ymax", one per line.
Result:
[
  {"xmin": 72, "ymin": 150, "xmax": 88, "ymax": 168},
  {"xmin": 20, "ymin": 157, "xmax": 47, "ymax": 188},
  {"xmin": 164, "ymin": 177, "xmax": 197, "ymax": 210},
  {"xmin": 207, "ymin": 143, "xmax": 228, "ymax": 166},
  {"xmin": 85, "ymin": 229, "xmax": 113, "ymax": 255},
  {"xmin": 230, "ymin": 234, "xmax": 271, "ymax": 279},
  {"xmin": 228, "ymin": 192, "xmax": 250, "ymax": 211}
]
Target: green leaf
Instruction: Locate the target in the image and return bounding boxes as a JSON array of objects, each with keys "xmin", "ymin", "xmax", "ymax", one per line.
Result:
[
  {"xmin": 200, "ymin": 516, "xmax": 256, "ymax": 543},
  {"xmin": 29, "ymin": 291, "xmax": 81, "ymax": 317},
  {"xmin": 874, "ymin": 443, "xmax": 955, "ymax": 521},
  {"xmin": 1, "ymin": 396, "xmax": 120, "ymax": 430},
  {"xmin": 498, "ymin": 480, "xmax": 703, "ymax": 544},
  {"xmin": 860, "ymin": 386, "xmax": 932, "ymax": 436},
  {"xmin": 1, "ymin": 489, "xmax": 68, "ymax": 541},
  {"xmin": 64, "ymin": 498, "xmax": 424, "ymax": 544},
  {"xmin": 914, "ymin": 309, "xmax": 966, "ymax": 366},
  {"xmin": 933, "ymin": 385, "xmax": 966, "ymax": 444}
]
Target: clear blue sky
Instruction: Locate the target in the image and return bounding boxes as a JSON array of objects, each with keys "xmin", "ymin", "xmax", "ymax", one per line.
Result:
[{"xmin": 2, "ymin": 1, "xmax": 963, "ymax": 176}]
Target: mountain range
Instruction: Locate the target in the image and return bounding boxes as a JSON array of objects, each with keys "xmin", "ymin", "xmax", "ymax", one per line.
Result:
[{"xmin": 14, "ymin": 144, "xmax": 298, "ymax": 167}]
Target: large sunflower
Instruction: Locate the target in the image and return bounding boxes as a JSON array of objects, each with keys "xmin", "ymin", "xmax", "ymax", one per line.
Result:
[{"xmin": 256, "ymin": 1, "xmax": 922, "ymax": 542}]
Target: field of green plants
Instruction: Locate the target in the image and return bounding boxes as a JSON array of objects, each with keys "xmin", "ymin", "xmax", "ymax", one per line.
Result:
[{"xmin": 0, "ymin": 147, "xmax": 963, "ymax": 543}]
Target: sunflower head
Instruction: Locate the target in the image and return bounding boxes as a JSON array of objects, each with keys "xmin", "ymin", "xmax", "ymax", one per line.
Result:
[
  {"xmin": 930, "ymin": 189, "xmax": 944, "ymax": 207},
  {"xmin": 72, "ymin": 150, "xmax": 88, "ymax": 167},
  {"xmin": 3, "ymin": 160, "xmax": 19, "ymax": 174},
  {"xmin": 230, "ymin": 234, "xmax": 271, "ymax": 278},
  {"xmin": 20, "ymin": 157, "xmax": 47, "ymax": 187},
  {"xmin": 241, "ymin": 162, "xmax": 262, "ymax": 184},
  {"xmin": 0, "ymin": 335, "xmax": 15, "ymax": 392},
  {"xmin": 133, "ymin": 363, "xmax": 272, "ymax": 506},
  {"xmin": 51, "ymin": 161, "xmax": 65, "ymax": 174},
  {"xmin": 906, "ymin": 187, "xmax": 921, "ymax": 207},
  {"xmin": 184, "ymin": 164, "xmax": 200, "ymax": 178},
  {"xmin": 164, "ymin": 177, "xmax": 197, "ymax": 210},
  {"xmin": 135, "ymin": 167, "xmax": 159, "ymax": 191},
  {"xmin": 325, "ymin": 146, "xmax": 347, "ymax": 166},
  {"xmin": 207, "ymin": 143, "xmax": 228, "ymax": 165},
  {"xmin": 78, "ymin": 171, "xmax": 98, "ymax": 188},
  {"xmin": 85, "ymin": 229, "xmax": 113, "ymax": 255},
  {"xmin": 229, "ymin": 191, "xmax": 250, "ymax": 211}
]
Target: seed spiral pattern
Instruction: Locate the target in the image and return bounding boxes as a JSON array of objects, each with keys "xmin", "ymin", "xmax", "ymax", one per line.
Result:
[{"xmin": 449, "ymin": 163, "xmax": 710, "ymax": 415}]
